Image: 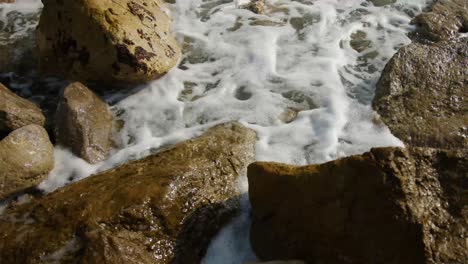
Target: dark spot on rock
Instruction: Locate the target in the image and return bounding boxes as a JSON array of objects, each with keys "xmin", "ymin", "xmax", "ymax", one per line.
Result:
[
  {"xmin": 123, "ymin": 38, "xmax": 135, "ymax": 45},
  {"xmin": 135, "ymin": 46, "xmax": 156, "ymax": 61},
  {"xmin": 127, "ymin": 1, "xmax": 155, "ymax": 22},
  {"xmin": 57, "ymin": 12, "xmax": 62, "ymax": 21},
  {"xmin": 112, "ymin": 62, "xmax": 121, "ymax": 74},
  {"xmin": 108, "ymin": 8, "xmax": 117, "ymax": 15},
  {"xmin": 59, "ymin": 37, "xmax": 77, "ymax": 54},
  {"xmin": 459, "ymin": 26, "xmax": 468, "ymax": 33}
]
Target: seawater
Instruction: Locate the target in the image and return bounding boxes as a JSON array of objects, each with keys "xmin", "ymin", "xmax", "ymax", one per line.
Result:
[{"xmin": 0, "ymin": 0, "xmax": 433, "ymax": 262}]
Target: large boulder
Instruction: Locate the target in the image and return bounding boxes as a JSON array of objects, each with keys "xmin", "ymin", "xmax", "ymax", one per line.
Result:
[
  {"xmin": 37, "ymin": 0, "xmax": 181, "ymax": 84},
  {"xmin": 55, "ymin": 82, "xmax": 114, "ymax": 164},
  {"xmin": 249, "ymin": 147, "xmax": 467, "ymax": 264},
  {"xmin": 411, "ymin": 0, "xmax": 468, "ymax": 41},
  {"xmin": 0, "ymin": 83, "xmax": 46, "ymax": 135},
  {"xmin": 0, "ymin": 122, "xmax": 256, "ymax": 264},
  {"xmin": 372, "ymin": 38, "xmax": 467, "ymax": 150},
  {"xmin": 0, "ymin": 124, "xmax": 54, "ymax": 200}
]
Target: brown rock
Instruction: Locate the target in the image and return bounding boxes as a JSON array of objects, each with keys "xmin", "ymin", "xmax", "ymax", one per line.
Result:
[
  {"xmin": 38, "ymin": 0, "xmax": 181, "ymax": 85},
  {"xmin": 55, "ymin": 82, "xmax": 114, "ymax": 164},
  {"xmin": 411, "ymin": 0, "xmax": 468, "ymax": 41},
  {"xmin": 0, "ymin": 83, "xmax": 46, "ymax": 135},
  {"xmin": 244, "ymin": 0, "xmax": 265, "ymax": 14},
  {"xmin": 373, "ymin": 38, "xmax": 468, "ymax": 150},
  {"xmin": 0, "ymin": 124, "xmax": 54, "ymax": 200},
  {"xmin": 0, "ymin": 0, "xmax": 15, "ymax": 3},
  {"xmin": 249, "ymin": 147, "xmax": 467, "ymax": 264},
  {"xmin": 0, "ymin": 122, "xmax": 256, "ymax": 264}
]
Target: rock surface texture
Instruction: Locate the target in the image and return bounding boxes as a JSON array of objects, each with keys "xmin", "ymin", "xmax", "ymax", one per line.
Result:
[
  {"xmin": 373, "ymin": 38, "xmax": 467, "ymax": 150},
  {"xmin": 249, "ymin": 147, "xmax": 467, "ymax": 264},
  {"xmin": 411, "ymin": 0, "xmax": 468, "ymax": 41},
  {"xmin": 0, "ymin": 123, "xmax": 256, "ymax": 264},
  {"xmin": 0, "ymin": 124, "xmax": 54, "ymax": 200},
  {"xmin": 38, "ymin": 0, "xmax": 181, "ymax": 84},
  {"xmin": 55, "ymin": 82, "xmax": 114, "ymax": 164},
  {"xmin": 0, "ymin": 83, "xmax": 46, "ymax": 135}
]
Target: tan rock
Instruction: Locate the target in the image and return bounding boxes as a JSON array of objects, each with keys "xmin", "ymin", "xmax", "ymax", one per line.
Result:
[
  {"xmin": 411, "ymin": 0, "xmax": 468, "ymax": 41},
  {"xmin": 249, "ymin": 147, "xmax": 467, "ymax": 264},
  {"xmin": 373, "ymin": 38, "xmax": 467, "ymax": 150},
  {"xmin": 38, "ymin": 0, "xmax": 181, "ymax": 84},
  {"xmin": 0, "ymin": 124, "xmax": 54, "ymax": 200},
  {"xmin": 0, "ymin": 83, "xmax": 45, "ymax": 134},
  {"xmin": 0, "ymin": 122, "xmax": 256, "ymax": 264},
  {"xmin": 55, "ymin": 82, "xmax": 114, "ymax": 164}
]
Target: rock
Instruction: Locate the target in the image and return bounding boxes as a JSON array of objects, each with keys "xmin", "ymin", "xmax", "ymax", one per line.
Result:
[
  {"xmin": 244, "ymin": 0, "xmax": 265, "ymax": 14},
  {"xmin": 55, "ymin": 82, "xmax": 114, "ymax": 164},
  {"xmin": 0, "ymin": 83, "xmax": 46, "ymax": 135},
  {"xmin": 37, "ymin": 0, "xmax": 181, "ymax": 85},
  {"xmin": 0, "ymin": 122, "xmax": 256, "ymax": 264},
  {"xmin": 368, "ymin": 0, "xmax": 396, "ymax": 7},
  {"xmin": 350, "ymin": 30, "xmax": 371, "ymax": 53},
  {"xmin": 249, "ymin": 147, "xmax": 467, "ymax": 264},
  {"xmin": 0, "ymin": 124, "xmax": 54, "ymax": 200},
  {"xmin": 0, "ymin": 0, "xmax": 15, "ymax": 3},
  {"xmin": 411, "ymin": 0, "xmax": 468, "ymax": 41},
  {"xmin": 372, "ymin": 38, "xmax": 467, "ymax": 150}
]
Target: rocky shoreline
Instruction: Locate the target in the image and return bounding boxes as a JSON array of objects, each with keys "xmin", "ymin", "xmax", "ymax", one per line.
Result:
[{"xmin": 0, "ymin": 0, "xmax": 467, "ymax": 263}]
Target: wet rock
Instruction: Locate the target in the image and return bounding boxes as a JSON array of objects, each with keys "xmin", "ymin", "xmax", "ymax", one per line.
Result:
[
  {"xmin": 0, "ymin": 124, "xmax": 54, "ymax": 200},
  {"xmin": 38, "ymin": 0, "xmax": 181, "ymax": 85},
  {"xmin": 368, "ymin": 0, "xmax": 396, "ymax": 7},
  {"xmin": 249, "ymin": 147, "xmax": 468, "ymax": 264},
  {"xmin": 0, "ymin": 122, "xmax": 256, "ymax": 264},
  {"xmin": 0, "ymin": 83, "xmax": 45, "ymax": 135},
  {"xmin": 0, "ymin": 0, "xmax": 15, "ymax": 3},
  {"xmin": 55, "ymin": 82, "xmax": 114, "ymax": 164},
  {"xmin": 244, "ymin": 0, "xmax": 265, "ymax": 15},
  {"xmin": 373, "ymin": 38, "xmax": 467, "ymax": 150},
  {"xmin": 411, "ymin": 0, "xmax": 468, "ymax": 41},
  {"xmin": 350, "ymin": 30, "xmax": 371, "ymax": 53}
]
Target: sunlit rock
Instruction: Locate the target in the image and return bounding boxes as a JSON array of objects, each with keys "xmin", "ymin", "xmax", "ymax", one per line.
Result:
[
  {"xmin": 411, "ymin": 0, "xmax": 468, "ymax": 41},
  {"xmin": 249, "ymin": 147, "xmax": 467, "ymax": 264},
  {"xmin": 55, "ymin": 82, "xmax": 114, "ymax": 164},
  {"xmin": 0, "ymin": 122, "xmax": 256, "ymax": 263},
  {"xmin": 0, "ymin": 124, "xmax": 54, "ymax": 200},
  {"xmin": 37, "ymin": 0, "xmax": 181, "ymax": 84},
  {"xmin": 373, "ymin": 38, "xmax": 467, "ymax": 149}
]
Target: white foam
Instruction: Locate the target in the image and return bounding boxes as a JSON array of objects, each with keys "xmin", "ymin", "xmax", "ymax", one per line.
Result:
[{"xmin": 0, "ymin": 0, "xmax": 433, "ymax": 262}]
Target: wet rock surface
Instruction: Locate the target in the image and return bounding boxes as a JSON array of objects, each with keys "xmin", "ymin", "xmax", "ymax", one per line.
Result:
[
  {"xmin": 372, "ymin": 38, "xmax": 467, "ymax": 150},
  {"xmin": 249, "ymin": 147, "xmax": 468, "ymax": 264},
  {"xmin": 0, "ymin": 82, "xmax": 45, "ymax": 135},
  {"xmin": 411, "ymin": 0, "xmax": 468, "ymax": 41},
  {"xmin": 0, "ymin": 124, "xmax": 54, "ymax": 200},
  {"xmin": 0, "ymin": 122, "xmax": 256, "ymax": 264},
  {"xmin": 55, "ymin": 82, "xmax": 114, "ymax": 164},
  {"xmin": 38, "ymin": 0, "xmax": 181, "ymax": 84}
]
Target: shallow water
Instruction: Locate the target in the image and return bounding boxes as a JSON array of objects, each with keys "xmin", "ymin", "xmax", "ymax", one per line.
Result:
[{"xmin": 0, "ymin": 0, "xmax": 433, "ymax": 262}]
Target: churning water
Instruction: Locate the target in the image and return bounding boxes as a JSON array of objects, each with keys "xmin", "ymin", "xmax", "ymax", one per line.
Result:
[{"xmin": 0, "ymin": 0, "xmax": 433, "ymax": 262}]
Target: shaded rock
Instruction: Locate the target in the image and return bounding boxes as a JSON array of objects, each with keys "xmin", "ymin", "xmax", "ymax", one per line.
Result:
[
  {"xmin": 411, "ymin": 0, "xmax": 468, "ymax": 41},
  {"xmin": 55, "ymin": 82, "xmax": 114, "ymax": 164},
  {"xmin": 38, "ymin": 0, "xmax": 181, "ymax": 85},
  {"xmin": 249, "ymin": 147, "xmax": 467, "ymax": 264},
  {"xmin": 373, "ymin": 38, "xmax": 467, "ymax": 150},
  {"xmin": 0, "ymin": 122, "xmax": 256, "ymax": 264},
  {"xmin": 0, "ymin": 124, "xmax": 54, "ymax": 200},
  {"xmin": 0, "ymin": 82, "xmax": 45, "ymax": 135}
]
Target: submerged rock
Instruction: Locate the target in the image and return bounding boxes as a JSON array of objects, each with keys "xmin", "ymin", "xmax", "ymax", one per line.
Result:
[
  {"xmin": 0, "ymin": 83, "xmax": 45, "ymax": 135},
  {"xmin": 249, "ymin": 147, "xmax": 467, "ymax": 264},
  {"xmin": 0, "ymin": 124, "xmax": 54, "ymax": 200},
  {"xmin": 244, "ymin": 0, "xmax": 265, "ymax": 14},
  {"xmin": 38, "ymin": 0, "xmax": 181, "ymax": 84},
  {"xmin": 368, "ymin": 0, "xmax": 396, "ymax": 7},
  {"xmin": 0, "ymin": 122, "xmax": 256, "ymax": 264},
  {"xmin": 411, "ymin": 0, "xmax": 468, "ymax": 41},
  {"xmin": 373, "ymin": 38, "xmax": 467, "ymax": 150},
  {"xmin": 55, "ymin": 82, "xmax": 114, "ymax": 164}
]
